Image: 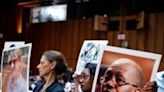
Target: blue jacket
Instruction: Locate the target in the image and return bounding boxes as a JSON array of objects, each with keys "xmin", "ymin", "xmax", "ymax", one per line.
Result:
[{"xmin": 33, "ymin": 80, "xmax": 64, "ymax": 92}]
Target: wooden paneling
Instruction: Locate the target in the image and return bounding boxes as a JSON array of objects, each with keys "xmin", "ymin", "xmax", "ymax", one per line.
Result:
[
  {"xmin": 146, "ymin": 14, "xmax": 156, "ymax": 52},
  {"xmin": 146, "ymin": 13, "xmax": 164, "ymax": 71},
  {"xmin": 107, "ymin": 31, "xmax": 114, "ymax": 45},
  {"xmin": 155, "ymin": 14, "xmax": 164, "ymax": 54},
  {"xmin": 23, "ymin": 13, "xmax": 164, "ymax": 75},
  {"xmin": 154, "ymin": 13, "xmax": 164, "ymax": 71},
  {"xmin": 127, "ymin": 31, "xmax": 137, "ymax": 49}
]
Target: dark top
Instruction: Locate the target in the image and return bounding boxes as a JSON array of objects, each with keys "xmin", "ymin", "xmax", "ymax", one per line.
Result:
[{"xmin": 33, "ymin": 80, "xmax": 64, "ymax": 92}]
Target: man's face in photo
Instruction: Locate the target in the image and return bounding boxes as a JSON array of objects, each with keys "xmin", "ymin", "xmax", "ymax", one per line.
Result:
[
  {"xmin": 101, "ymin": 66, "xmax": 139, "ymax": 92},
  {"xmin": 100, "ymin": 58, "xmax": 143, "ymax": 92}
]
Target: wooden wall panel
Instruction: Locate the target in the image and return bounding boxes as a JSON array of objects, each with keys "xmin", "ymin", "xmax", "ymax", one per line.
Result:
[
  {"xmin": 137, "ymin": 30, "xmax": 146, "ymax": 51},
  {"xmin": 60, "ymin": 21, "xmax": 72, "ymax": 58},
  {"xmin": 24, "ymin": 13, "xmax": 164, "ymax": 75},
  {"xmin": 155, "ymin": 14, "xmax": 164, "ymax": 71},
  {"xmin": 107, "ymin": 31, "xmax": 114, "ymax": 45},
  {"xmin": 128, "ymin": 31, "xmax": 137, "ymax": 49},
  {"xmin": 155, "ymin": 13, "xmax": 164, "ymax": 54},
  {"xmin": 113, "ymin": 31, "xmax": 121, "ymax": 47},
  {"xmin": 85, "ymin": 19, "xmax": 94, "ymax": 39},
  {"xmin": 54, "ymin": 23, "xmax": 62, "ymax": 50},
  {"xmin": 71, "ymin": 19, "xmax": 80, "ymax": 60},
  {"xmin": 146, "ymin": 14, "xmax": 156, "ymax": 52}
]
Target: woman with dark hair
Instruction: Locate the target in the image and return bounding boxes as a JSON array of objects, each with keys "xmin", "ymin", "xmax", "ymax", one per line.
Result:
[
  {"xmin": 95, "ymin": 65, "xmax": 108, "ymax": 92},
  {"xmin": 78, "ymin": 63, "xmax": 97, "ymax": 92},
  {"xmin": 72, "ymin": 63, "xmax": 97, "ymax": 92},
  {"xmin": 33, "ymin": 50, "xmax": 67, "ymax": 92}
]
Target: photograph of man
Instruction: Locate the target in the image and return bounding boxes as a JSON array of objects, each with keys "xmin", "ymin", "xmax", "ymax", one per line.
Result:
[
  {"xmin": 95, "ymin": 46, "xmax": 161, "ymax": 92},
  {"xmin": 100, "ymin": 58, "xmax": 143, "ymax": 92}
]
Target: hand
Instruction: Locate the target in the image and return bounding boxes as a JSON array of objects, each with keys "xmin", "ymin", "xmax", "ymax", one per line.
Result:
[
  {"xmin": 143, "ymin": 81, "xmax": 157, "ymax": 92},
  {"xmin": 71, "ymin": 73, "xmax": 80, "ymax": 92},
  {"xmin": 72, "ymin": 73, "xmax": 78, "ymax": 78},
  {"xmin": 72, "ymin": 73, "xmax": 79, "ymax": 85},
  {"xmin": 71, "ymin": 82, "xmax": 78, "ymax": 92}
]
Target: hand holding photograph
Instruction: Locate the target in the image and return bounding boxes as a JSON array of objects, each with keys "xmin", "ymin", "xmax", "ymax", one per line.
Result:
[{"xmin": 73, "ymin": 40, "xmax": 108, "ymax": 92}]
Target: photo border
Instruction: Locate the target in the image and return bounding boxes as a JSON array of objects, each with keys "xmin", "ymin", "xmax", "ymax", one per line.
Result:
[
  {"xmin": 92, "ymin": 45, "xmax": 162, "ymax": 92},
  {"xmin": 74, "ymin": 40, "xmax": 108, "ymax": 92},
  {"xmin": 1, "ymin": 43, "xmax": 32, "ymax": 92}
]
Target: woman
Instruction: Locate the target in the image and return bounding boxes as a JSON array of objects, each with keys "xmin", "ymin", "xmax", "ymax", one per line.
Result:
[
  {"xmin": 33, "ymin": 50, "xmax": 67, "ymax": 92},
  {"xmin": 6, "ymin": 49, "xmax": 26, "ymax": 92},
  {"xmin": 79, "ymin": 63, "xmax": 96, "ymax": 92},
  {"xmin": 72, "ymin": 63, "xmax": 97, "ymax": 92}
]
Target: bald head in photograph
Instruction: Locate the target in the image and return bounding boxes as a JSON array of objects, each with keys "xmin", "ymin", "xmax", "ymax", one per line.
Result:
[{"xmin": 102, "ymin": 58, "xmax": 144, "ymax": 92}]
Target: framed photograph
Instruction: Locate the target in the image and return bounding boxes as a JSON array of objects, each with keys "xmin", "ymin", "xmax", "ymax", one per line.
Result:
[
  {"xmin": 1, "ymin": 43, "xmax": 32, "ymax": 92},
  {"xmin": 75, "ymin": 40, "xmax": 108, "ymax": 75},
  {"xmin": 93, "ymin": 46, "xmax": 162, "ymax": 92},
  {"xmin": 74, "ymin": 40, "xmax": 108, "ymax": 92},
  {"xmin": 3, "ymin": 41, "xmax": 25, "ymax": 50}
]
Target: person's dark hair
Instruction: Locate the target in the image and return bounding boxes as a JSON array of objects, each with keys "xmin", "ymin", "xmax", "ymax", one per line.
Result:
[
  {"xmin": 59, "ymin": 69, "xmax": 73, "ymax": 83},
  {"xmin": 42, "ymin": 50, "xmax": 67, "ymax": 76},
  {"xmin": 97, "ymin": 65, "xmax": 107, "ymax": 84},
  {"xmin": 85, "ymin": 63, "xmax": 97, "ymax": 80}
]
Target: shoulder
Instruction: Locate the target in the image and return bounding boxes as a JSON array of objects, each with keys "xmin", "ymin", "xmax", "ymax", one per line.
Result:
[
  {"xmin": 47, "ymin": 81, "xmax": 64, "ymax": 92},
  {"xmin": 33, "ymin": 80, "xmax": 45, "ymax": 92}
]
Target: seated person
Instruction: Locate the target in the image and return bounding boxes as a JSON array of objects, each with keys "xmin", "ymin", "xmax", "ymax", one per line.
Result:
[
  {"xmin": 72, "ymin": 63, "xmax": 97, "ymax": 92},
  {"xmin": 33, "ymin": 50, "xmax": 67, "ymax": 92}
]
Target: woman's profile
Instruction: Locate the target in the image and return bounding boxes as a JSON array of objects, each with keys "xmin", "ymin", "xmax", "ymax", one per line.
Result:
[
  {"xmin": 33, "ymin": 50, "xmax": 67, "ymax": 92},
  {"xmin": 72, "ymin": 63, "xmax": 97, "ymax": 92}
]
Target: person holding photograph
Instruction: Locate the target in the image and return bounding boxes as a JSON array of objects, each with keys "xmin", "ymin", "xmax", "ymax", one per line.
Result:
[
  {"xmin": 101, "ymin": 58, "xmax": 144, "ymax": 92},
  {"xmin": 72, "ymin": 63, "xmax": 97, "ymax": 92},
  {"xmin": 6, "ymin": 49, "xmax": 26, "ymax": 92},
  {"xmin": 33, "ymin": 50, "xmax": 67, "ymax": 92}
]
